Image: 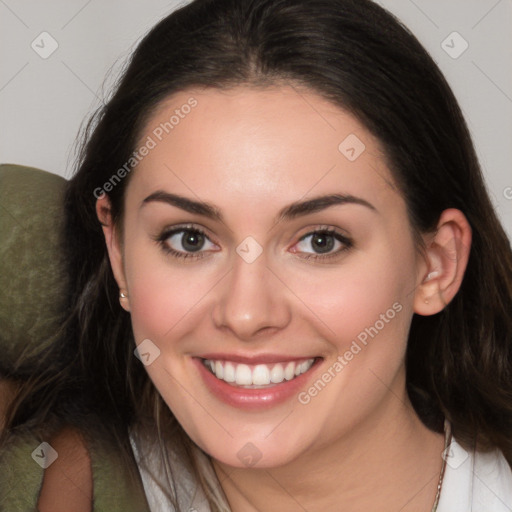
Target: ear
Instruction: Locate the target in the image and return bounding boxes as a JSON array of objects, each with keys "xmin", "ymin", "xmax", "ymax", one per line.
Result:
[
  {"xmin": 95, "ymin": 194, "xmax": 130, "ymax": 312},
  {"xmin": 414, "ymin": 208, "xmax": 472, "ymax": 315}
]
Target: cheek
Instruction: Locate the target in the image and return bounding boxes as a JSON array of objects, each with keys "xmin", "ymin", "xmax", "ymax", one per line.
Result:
[
  {"xmin": 287, "ymin": 252, "xmax": 415, "ymax": 440},
  {"xmin": 285, "ymin": 245, "xmax": 415, "ymax": 350},
  {"xmin": 122, "ymin": 242, "xmax": 212, "ymax": 341}
]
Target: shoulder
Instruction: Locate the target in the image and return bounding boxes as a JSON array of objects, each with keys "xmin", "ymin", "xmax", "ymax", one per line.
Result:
[
  {"xmin": 129, "ymin": 427, "xmax": 213, "ymax": 512},
  {"xmin": 37, "ymin": 426, "xmax": 93, "ymax": 512},
  {"xmin": 438, "ymin": 435, "xmax": 512, "ymax": 512},
  {"xmin": 472, "ymin": 444, "xmax": 512, "ymax": 509}
]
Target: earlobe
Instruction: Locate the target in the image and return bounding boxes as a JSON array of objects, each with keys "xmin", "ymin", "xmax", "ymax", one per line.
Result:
[
  {"xmin": 95, "ymin": 194, "xmax": 131, "ymax": 312},
  {"xmin": 414, "ymin": 209, "xmax": 472, "ymax": 316}
]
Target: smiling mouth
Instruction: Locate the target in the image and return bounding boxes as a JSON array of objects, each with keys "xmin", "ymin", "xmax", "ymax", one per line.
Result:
[{"xmin": 201, "ymin": 358, "xmax": 318, "ymax": 388}]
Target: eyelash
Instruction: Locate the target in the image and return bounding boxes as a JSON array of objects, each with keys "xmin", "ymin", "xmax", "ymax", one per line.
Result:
[
  {"xmin": 155, "ymin": 224, "xmax": 353, "ymax": 262},
  {"xmin": 293, "ymin": 227, "xmax": 353, "ymax": 261},
  {"xmin": 155, "ymin": 224, "xmax": 212, "ymax": 261}
]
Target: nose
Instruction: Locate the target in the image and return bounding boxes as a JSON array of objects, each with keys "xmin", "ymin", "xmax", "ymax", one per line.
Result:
[{"xmin": 211, "ymin": 247, "xmax": 291, "ymax": 341}]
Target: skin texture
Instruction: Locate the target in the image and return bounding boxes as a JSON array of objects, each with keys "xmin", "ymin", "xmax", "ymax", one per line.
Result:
[
  {"xmin": 37, "ymin": 428, "xmax": 93, "ymax": 511},
  {"xmin": 97, "ymin": 85, "xmax": 471, "ymax": 511}
]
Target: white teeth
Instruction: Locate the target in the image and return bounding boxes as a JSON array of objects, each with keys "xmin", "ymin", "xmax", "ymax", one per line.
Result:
[
  {"xmin": 299, "ymin": 360, "xmax": 311, "ymax": 374},
  {"xmin": 215, "ymin": 361, "xmax": 223, "ymax": 379},
  {"xmin": 224, "ymin": 361, "xmax": 236, "ymax": 382},
  {"xmin": 203, "ymin": 358, "xmax": 315, "ymax": 387},
  {"xmin": 235, "ymin": 364, "xmax": 253, "ymax": 385},
  {"xmin": 284, "ymin": 362, "xmax": 295, "ymax": 380},
  {"xmin": 270, "ymin": 364, "xmax": 284, "ymax": 383},
  {"xmin": 253, "ymin": 364, "xmax": 271, "ymax": 386}
]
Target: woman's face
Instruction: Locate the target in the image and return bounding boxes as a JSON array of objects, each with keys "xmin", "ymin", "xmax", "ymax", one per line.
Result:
[{"xmin": 108, "ymin": 85, "xmax": 429, "ymax": 467}]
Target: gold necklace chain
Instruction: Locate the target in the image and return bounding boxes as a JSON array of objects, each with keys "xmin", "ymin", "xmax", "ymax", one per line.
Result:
[{"xmin": 431, "ymin": 419, "xmax": 452, "ymax": 512}]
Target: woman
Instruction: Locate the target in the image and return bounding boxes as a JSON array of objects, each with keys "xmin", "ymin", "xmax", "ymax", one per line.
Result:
[{"xmin": 3, "ymin": 0, "xmax": 512, "ymax": 510}]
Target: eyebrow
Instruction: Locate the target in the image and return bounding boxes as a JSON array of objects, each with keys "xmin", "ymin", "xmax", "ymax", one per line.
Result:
[{"xmin": 141, "ymin": 191, "xmax": 377, "ymax": 223}]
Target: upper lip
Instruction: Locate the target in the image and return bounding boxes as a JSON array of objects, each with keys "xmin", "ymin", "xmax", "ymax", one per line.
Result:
[{"xmin": 196, "ymin": 353, "xmax": 320, "ymax": 364}]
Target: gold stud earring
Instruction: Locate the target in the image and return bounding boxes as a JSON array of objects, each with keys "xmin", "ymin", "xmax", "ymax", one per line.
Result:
[
  {"xmin": 120, "ymin": 291, "xmax": 128, "ymax": 299},
  {"xmin": 424, "ymin": 298, "xmax": 429, "ymax": 304}
]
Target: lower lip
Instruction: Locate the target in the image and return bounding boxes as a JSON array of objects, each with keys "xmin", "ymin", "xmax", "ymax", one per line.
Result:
[{"xmin": 193, "ymin": 357, "xmax": 321, "ymax": 410}]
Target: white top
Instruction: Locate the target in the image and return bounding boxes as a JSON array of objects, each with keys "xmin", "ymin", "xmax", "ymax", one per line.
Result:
[
  {"xmin": 437, "ymin": 435, "xmax": 512, "ymax": 511},
  {"xmin": 130, "ymin": 430, "xmax": 512, "ymax": 512},
  {"xmin": 129, "ymin": 428, "xmax": 212, "ymax": 512}
]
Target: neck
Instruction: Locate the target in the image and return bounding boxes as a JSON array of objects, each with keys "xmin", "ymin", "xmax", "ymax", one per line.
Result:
[{"xmin": 213, "ymin": 382, "xmax": 445, "ymax": 512}]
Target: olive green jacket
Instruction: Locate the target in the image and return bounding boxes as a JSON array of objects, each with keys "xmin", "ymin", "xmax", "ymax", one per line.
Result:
[
  {"xmin": 0, "ymin": 164, "xmax": 151, "ymax": 511},
  {"xmin": 0, "ymin": 431, "xmax": 151, "ymax": 511}
]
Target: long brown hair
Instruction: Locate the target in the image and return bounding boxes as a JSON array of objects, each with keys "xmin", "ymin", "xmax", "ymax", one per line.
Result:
[{"xmin": 4, "ymin": 0, "xmax": 512, "ymax": 509}]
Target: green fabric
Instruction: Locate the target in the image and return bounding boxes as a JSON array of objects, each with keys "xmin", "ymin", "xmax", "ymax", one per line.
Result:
[
  {"xmin": 89, "ymin": 437, "xmax": 151, "ymax": 512},
  {"xmin": 0, "ymin": 431, "xmax": 151, "ymax": 511},
  {"xmin": 0, "ymin": 164, "xmax": 68, "ymax": 376},
  {"xmin": 0, "ymin": 432, "xmax": 45, "ymax": 511},
  {"xmin": 0, "ymin": 164, "xmax": 151, "ymax": 511}
]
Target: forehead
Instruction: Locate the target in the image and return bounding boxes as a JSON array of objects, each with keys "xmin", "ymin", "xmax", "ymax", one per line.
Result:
[{"xmin": 127, "ymin": 85, "xmax": 401, "ymax": 218}]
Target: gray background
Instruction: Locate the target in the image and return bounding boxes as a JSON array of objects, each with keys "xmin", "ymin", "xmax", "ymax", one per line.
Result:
[{"xmin": 1, "ymin": 0, "xmax": 511, "ymax": 239}]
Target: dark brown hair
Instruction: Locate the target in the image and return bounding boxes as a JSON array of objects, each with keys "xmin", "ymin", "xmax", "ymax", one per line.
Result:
[{"xmin": 4, "ymin": 0, "xmax": 512, "ymax": 509}]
